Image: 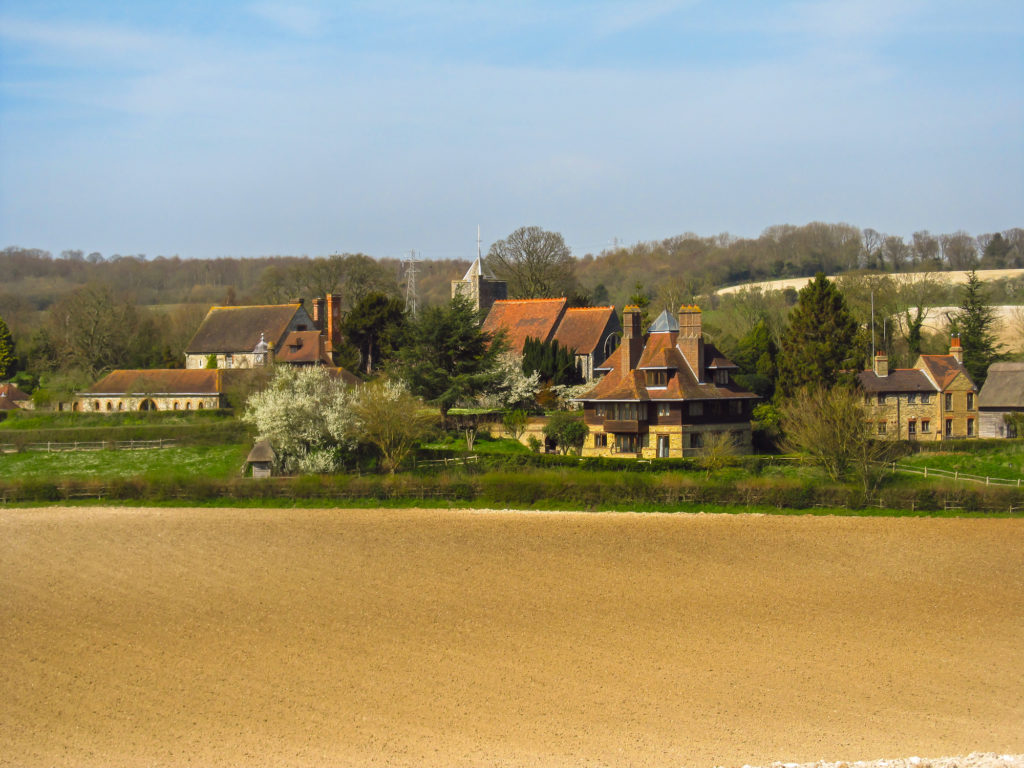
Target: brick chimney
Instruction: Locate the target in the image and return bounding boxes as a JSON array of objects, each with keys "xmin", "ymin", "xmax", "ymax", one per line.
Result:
[
  {"xmin": 949, "ymin": 334, "xmax": 963, "ymax": 363},
  {"xmin": 873, "ymin": 351, "xmax": 889, "ymax": 377},
  {"xmin": 620, "ymin": 306, "xmax": 645, "ymax": 371},
  {"xmin": 677, "ymin": 305, "xmax": 704, "ymax": 382},
  {"xmin": 311, "ymin": 297, "xmax": 326, "ymax": 331},
  {"xmin": 324, "ymin": 293, "xmax": 342, "ymax": 356}
]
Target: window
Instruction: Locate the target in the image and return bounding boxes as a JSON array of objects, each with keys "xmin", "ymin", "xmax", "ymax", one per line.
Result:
[
  {"xmin": 594, "ymin": 433, "xmax": 607, "ymax": 448},
  {"xmin": 715, "ymin": 370, "xmax": 729, "ymax": 385},
  {"xmin": 689, "ymin": 433, "xmax": 703, "ymax": 449},
  {"xmin": 967, "ymin": 393, "xmax": 974, "ymax": 410},
  {"xmin": 730, "ymin": 400, "xmax": 743, "ymax": 416},
  {"xmin": 688, "ymin": 402, "xmax": 703, "ymax": 417},
  {"xmin": 945, "ymin": 419, "xmax": 953, "ymax": 436},
  {"xmin": 921, "ymin": 394, "xmax": 931, "ymax": 404},
  {"xmin": 611, "ymin": 403, "xmax": 643, "ymax": 421},
  {"xmin": 595, "ymin": 404, "xmax": 607, "ymax": 418},
  {"xmin": 225, "ymin": 354, "xmax": 234, "ymax": 368},
  {"xmin": 615, "ymin": 434, "xmax": 640, "ymax": 453},
  {"xmin": 967, "ymin": 418, "xmax": 974, "ymax": 437},
  {"xmin": 908, "ymin": 420, "xmax": 916, "ymax": 436},
  {"xmin": 864, "ymin": 394, "xmax": 872, "ymax": 405},
  {"xmin": 908, "ymin": 394, "xmax": 917, "ymax": 404},
  {"xmin": 648, "ymin": 370, "xmax": 668, "ymax": 387},
  {"xmin": 877, "ymin": 422, "xmax": 887, "ymax": 435},
  {"xmin": 657, "ymin": 403, "xmax": 671, "ymax": 418},
  {"xmin": 921, "ymin": 419, "xmax": 930, "ymax": 433},
  {"xmin": 877, "ymin": 394, "xmax": 886, "ymax": 405},
  {"xmin": 945, "ymin": 393, "xmax": 952, "ymax": 410}
]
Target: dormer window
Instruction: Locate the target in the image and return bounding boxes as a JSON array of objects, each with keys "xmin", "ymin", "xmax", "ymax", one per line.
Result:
[
  {"xmin": 648, "ymin": 370, "xmax": 669, "ymax": 387},
  {"xmin": 714, "ymin": 370, "xmax": 729, "ymax": 385}
]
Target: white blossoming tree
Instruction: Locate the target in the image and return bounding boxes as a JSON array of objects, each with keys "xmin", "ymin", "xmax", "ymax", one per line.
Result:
[
  {"xmin": 473, "ymin": 351, "xmax": 541, "ymax": 411},
  {"xmin": 243, "ymin": 366, "xmax": 357, "ymax": 474}
]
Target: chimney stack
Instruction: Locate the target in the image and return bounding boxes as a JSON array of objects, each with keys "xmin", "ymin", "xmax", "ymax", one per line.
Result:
[
  {"xmin": 677, "ymin": 305, "xmax": 705, "ymax": 381},
  {"xmin": 950, "ymin": 334, "xmax": 963, "ymax": 363},
  {"xmin": 873, "ymin": 351, "xmax": 889, "ymax": 377},
  {"xmin": 312, "ymin": 297, "xmax": 326, "ymax": 331},
  {"xmin": 620, "ymin": 306, "xmax": 644, "ymax": 371},
  {"xmin": 324, "ymin": 293, "xmax": 342, "ymax": 358}
]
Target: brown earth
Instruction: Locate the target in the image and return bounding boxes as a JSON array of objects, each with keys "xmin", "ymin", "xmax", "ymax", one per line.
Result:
[{"xmin": 1, "ymin": 507, "xmax": 1022, "ymax": 768}]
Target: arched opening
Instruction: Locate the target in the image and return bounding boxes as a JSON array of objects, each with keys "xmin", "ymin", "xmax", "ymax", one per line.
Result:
[
  {"xmin": 118, "ymin": 402, "xmax": 124, "ymax": 411},
  {"xmin": 106, "ymin": 401, "xmax": 113, "ymax": 411},
  {"xmin": 72, "ymin": 402, "xmax": 80, "ymax": 412},
  {"xmin": 173, "ymin": 402, "xmax": 179, "ymax": 410},
  {"xmin": 93, "ymin": 400, "xmax": 100, "ymax": 411},
  {"xmin": 185, "ymin": 402, "xmax": 192, "ymax": 410},
  {"xmin": 139, "ymin": 399, "xmax": 157, "ymax": 412},
  {"xmin": 197, "ymin": 402, "xmax": 204, "ymax": 410}
]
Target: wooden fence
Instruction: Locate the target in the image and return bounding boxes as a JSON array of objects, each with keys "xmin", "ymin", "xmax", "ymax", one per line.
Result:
[{"xmin": 0, "ymin": 439, "xmax": 176, "ymax": 454}]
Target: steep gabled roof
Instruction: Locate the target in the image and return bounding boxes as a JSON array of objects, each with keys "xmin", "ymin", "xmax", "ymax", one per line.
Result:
[
  {"xmin": 551, "ymin": 306, "xmax": 618, "ymax": 357},
  {"xmin": 186, "ymin": 304, "xmax": 305, "ymax": 355},
  {"xmin": 482, "ymin": 298, "xmax": 568, "ymax": 354},
  {"xmin": 647, "ymin": 309, "xmax": 679, "ymax": 333},
  {"xmin": 84, "ymin": 369, "xmax": 223, "ymax": 395},
  {"xmin": 0, "ymin": 382, "xmax": 30, "ymax": 409},
  {"xmin": 274, "ymin": 331, "xmax": 330, "ymax": 364},
  {"xmin": 461, "ymin": 257, "xmax": 495, "ymax": 280},
  {"xmin": 917, "ymin": 354, "xmax": 976, "ymax": 391},
  {"xmin": 979, "ymin": 362, "xmax": 1024, "ymax": 409}
]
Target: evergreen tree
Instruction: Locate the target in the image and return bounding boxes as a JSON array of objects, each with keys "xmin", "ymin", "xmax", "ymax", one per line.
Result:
[
  {"xmin": 395, "ymin": 294, "xmax": 507, "ymax": 427},
  {"xmin": 776, "ymin": 273, "xmax": 860, "ymax": 398},
  {"xmin": 0, "ymin": 314, "xmax": 15, "ymax": 379},
  {"xmin": 732, "ymin": 319, "xmax": 777, "ymax": 399},
  {"xmin": 521, "ymin": 336, "xmax": 583, "ymax": 386},
  {"xmin": 341, "ymin": 291, "xmax": 407, "ymax": 374},
  {"xmin": 949, "ymin": 269, "xmax": 1002, "ymax": 387}
]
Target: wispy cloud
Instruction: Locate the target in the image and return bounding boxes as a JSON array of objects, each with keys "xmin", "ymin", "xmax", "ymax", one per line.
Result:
[
  {"xmin": 0, "ymin": 16, "xmax": 165, "ymax": 57},
  {"xmin": 248, "ymin": 2, "xmax": 325, "ymax": 37}
]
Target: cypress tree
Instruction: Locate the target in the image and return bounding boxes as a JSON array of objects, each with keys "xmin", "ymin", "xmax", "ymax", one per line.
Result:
[
  {"xmin": 950, "ymin": 269, "xmax": 1002, "ymax": 387},
  {"xmin": 0, "ymin": 314, "xmax": 16, "ymax": 379},
  {"xmin": 776, "ymin": 273, "xmax": 860, "ymax": 399}
]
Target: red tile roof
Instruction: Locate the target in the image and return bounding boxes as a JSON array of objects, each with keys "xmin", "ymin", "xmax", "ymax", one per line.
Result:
[
  {"xmin": 551, "ymin": 306, "xmax": 619, "ymax": 357},
  {"xmin": 0, "ymin": 382, "xmax": 30, "ymax": 409},
  {"xmin": 85, "ymin": 369, "xmax": 224, "ymax": 395},
  {"xmin": 482, "ymin": 298, "xmax": 567, "ymax": 354},
  {"xmin": 918, "ymin": 354, "xmax": 975, "ymax": 390},
  {"xmin": 274, "ymin": 331, "xmax": 331, "ymax": 364}
]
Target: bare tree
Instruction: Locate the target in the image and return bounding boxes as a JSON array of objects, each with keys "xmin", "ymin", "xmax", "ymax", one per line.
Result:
[
  {"xmin": 486, "ymin": 226, "xmax": 577, "ymax": 299},
  {"xmin": 882, "ymin": 235, "xmax": 909, "ymax": 272},
  {"xmin": 911, "ymin": 231, "xmax": 940, "ymax": 267},
  {"xmin": 940, "ymin": 231, "xmax": 978, "ymax": 270}
]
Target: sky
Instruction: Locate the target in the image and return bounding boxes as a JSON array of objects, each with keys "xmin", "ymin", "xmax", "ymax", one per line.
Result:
[{"xmin": 0, "ymin": 1, "xmax": 1021, "ymax": 261}]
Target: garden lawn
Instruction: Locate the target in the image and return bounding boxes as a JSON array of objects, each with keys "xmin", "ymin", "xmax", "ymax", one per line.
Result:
[
  {"xmin": 901, "ymin": 445, "xmax": 1024, "ymax": 479},
  {"xmin": 0, "ymin": 445, "xmax": 249, "ymax": 481}
]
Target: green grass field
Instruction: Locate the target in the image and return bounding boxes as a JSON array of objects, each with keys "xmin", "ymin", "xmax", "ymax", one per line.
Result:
[
  {"xmin": 0, "ymin": 444, "xmax": 249, "ymax": 481},
  {"xmin": 901, "ymin": 444, "xmax": 1024, "ymax": 479}
]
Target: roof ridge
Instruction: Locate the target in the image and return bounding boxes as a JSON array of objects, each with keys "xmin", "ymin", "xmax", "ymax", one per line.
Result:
[
  {"xmin": 210, "ymin": 303, "xmax": 300, "ymax": 310},
  {"xmin": 494, "ymin": 297, "xmax": 566, "ymax": 303}
]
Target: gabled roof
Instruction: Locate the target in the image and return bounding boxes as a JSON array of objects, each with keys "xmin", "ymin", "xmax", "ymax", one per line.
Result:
[
  {"xmin": 274, "ymin": 331, "xmax": 330, "ymax": 364},
  {"xmin": 582, "ymin": 338, "xmax": 755, "ymax": 402},
  {"xmin": 551, "ymin": 306, "xmax": 618, "ymax": 357},
  {"xmin": 917, "ymin": 354, "xmax": 976, "ymax": 391},
  {"xmin": 186, "ymin": 304, "xmax": 305, "ymax": 355},
  {"xmin": 482, "ymin": 298, "xmax": 568, "ymax": 354},
  {"xmin": 84, "ymin": 369, "xmax": 223, "ymax": 395},
  {"xmin": 979, "ymin": 362, "xmax": 1024, "ymax": 409},
  {"xmin": 857, "ymin": 369, "xmax": 935, "ymax": 393},
  {"xmin": 0, "ymin": 382, "xmax": 30, "ymax": 405}
]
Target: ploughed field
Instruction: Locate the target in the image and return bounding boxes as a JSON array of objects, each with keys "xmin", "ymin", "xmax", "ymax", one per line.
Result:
[{"xmin": 1, "ymin": 507, "xmax": 1022, "ymax": 768}]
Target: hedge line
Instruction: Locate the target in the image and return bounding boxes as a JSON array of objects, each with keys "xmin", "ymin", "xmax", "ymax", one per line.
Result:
[
  {"xmin": 0, "ymin": 421, "xmax": 251, "ymax": 447},
  {"xmin": 3, "ymin": 469, "xmax": 1022, "ymax": 513}
]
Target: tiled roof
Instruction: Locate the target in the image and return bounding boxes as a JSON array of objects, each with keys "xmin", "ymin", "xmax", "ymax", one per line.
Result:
[
  {"xmin": 551, "ymin": 306, "xmax": 618, "ymax": 357},
  {"xmin": 581, "ymin": 337, "xmax": 755, "ymax": 402},
  {"xmin": 274, "ymin": 331, "xmax": 330, "ymax": 364},
  {"xmin": 0, "ymin": 382, "xmax": 30, "ymax": 403},
  {"xmin": 84, "ymin": 369, "xmax": 223, "ymax": 395},
  {"xmin": 482, "ymin": 298, "xmax": 567, "ymax": 354},
  {"xmin": 186, "ymin": 304, "xmax": 304, "ymax": 355},
  {"xmin": 856, "ymin": 369, "xmax": 935, "ymax": 393},
  {"xmin": 918, "ymin": 354, "xmax": 975, "ymax": 390},
  {"xmin": 324, "ymin": 366, "xmax": 361, "ymax": 387},
  {"xmin": 979, "ymin": 362, "xmax": 1024, "ymax": 409}
]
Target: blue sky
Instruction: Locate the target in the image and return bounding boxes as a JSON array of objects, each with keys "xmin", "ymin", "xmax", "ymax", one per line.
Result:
[{"xmin": 0, "ymin": 0, "xmax": 1021, "ymax": 260}]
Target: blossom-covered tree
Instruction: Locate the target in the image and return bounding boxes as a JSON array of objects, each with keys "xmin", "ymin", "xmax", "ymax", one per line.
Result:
[
  {"xmin": 242, "ymin": 366, "xmax": 357, "ymax": 474},
  {"xmin": 351, "ymin": 379, "xmax": 436, "ymax": 473}
]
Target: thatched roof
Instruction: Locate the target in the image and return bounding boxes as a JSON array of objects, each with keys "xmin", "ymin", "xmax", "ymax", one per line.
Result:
[
  {"xmin": 979, "ymin": 362, "xmax": 1024, "ymax": 409},
  {"xmin": 246, "ymin": 440, "xmax": 276, "ymax": 463},
  {"xmin": 186, "ymin": 304, "xmax": 306, "ymax": 355}
]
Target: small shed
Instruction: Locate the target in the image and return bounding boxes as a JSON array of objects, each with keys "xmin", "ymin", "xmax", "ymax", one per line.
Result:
[{"xmin": 246, "ymin": 440, "xmax": 276, "ymax": 478}]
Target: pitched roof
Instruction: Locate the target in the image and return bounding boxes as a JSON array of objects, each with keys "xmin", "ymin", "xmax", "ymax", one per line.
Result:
[
  {"xmin": 186, "ymin": 304, "xmax": 305, "ymax": 355},
  {"xmin": 274, "ymin": 331, "xmax": 330, "ymax": 364},
  {"xmin": 84, "ymin": 369, "xmax": 224, "ymax": 395},
  {"xmin": 582, "ymin": 338, "xmax": 755, "ymax": 402},
  {"xmin": 461, "ymin": 257, "xmax": 495, "ymax": 281},
  {"xmin": 647, "ymin": 309, "xmax": 679, "ymax": 333},
  {"xmin": 482, "ymin": 298, "xmax": 568, "ymax": 354},
  {"xmin": 0, "ymin": 382, "xmax": 30, "ymax": 403},
  {"xmin": 856, "ymin": 369, "xmax": 935, "ymax": 393},
  {"xmin": 247, "ymin": 440, "xmax": 276, "ymax": 463},
  {"xmin": 917, "ymin": 354, "xmax": 975, "ymax": 390},
  {"xmin": 551, "ymin": 306, "xmax": 618, "ymax": 357},
  {"xmin": 978, "ymin": 362, "xmax": 1024, "ymax": 409}
]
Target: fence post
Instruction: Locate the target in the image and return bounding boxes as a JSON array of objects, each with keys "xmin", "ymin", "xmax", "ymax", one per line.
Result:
[
  {"xmin": 955, "ymin": 471, "xmax": 958, "ymax": 481},
  {"xmin": 924, "ymin": 466, "xmax": 927, "ymax": 478}
]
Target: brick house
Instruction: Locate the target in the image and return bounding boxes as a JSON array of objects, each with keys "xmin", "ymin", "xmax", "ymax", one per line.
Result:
[
  {"xmin": 577, "ymin": 306, "xmax": 758, "ymax": 458},
  {"xmin": 856, "ymin": 337, "xmax": 979, "ymax": 440}
]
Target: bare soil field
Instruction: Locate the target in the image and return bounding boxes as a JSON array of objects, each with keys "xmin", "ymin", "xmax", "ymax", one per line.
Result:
[{"xmin": 1, "ymin": 507, "xmax": 1022, "ymax": 768}]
